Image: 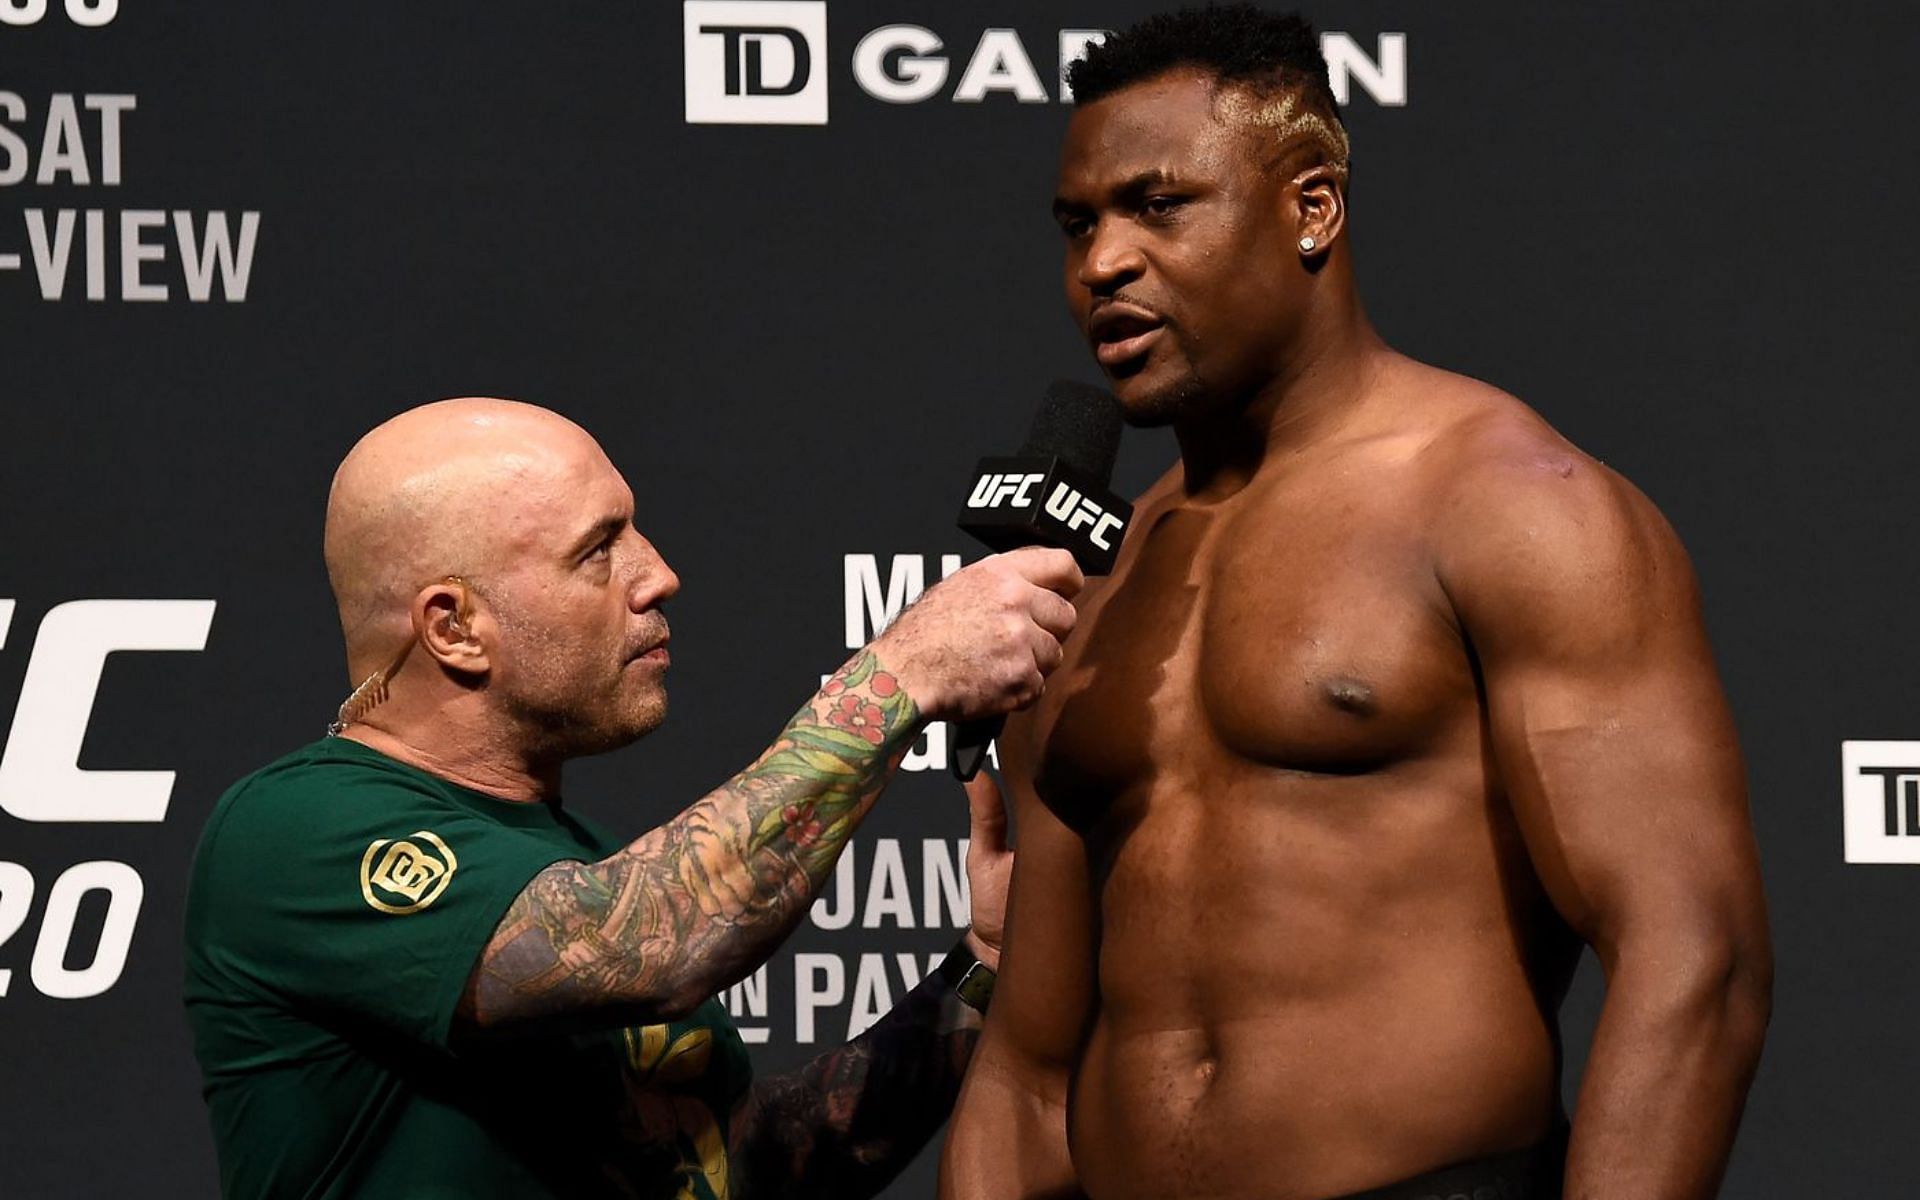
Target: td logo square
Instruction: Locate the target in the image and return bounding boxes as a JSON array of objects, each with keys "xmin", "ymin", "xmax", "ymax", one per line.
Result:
[
  {"xmin": 684, "ymin": 2, "xmax": 829, "ymax": 125},
  {"xmin": 1842, "ymin": 741, "xmax": 1920, "ymax": 864}
]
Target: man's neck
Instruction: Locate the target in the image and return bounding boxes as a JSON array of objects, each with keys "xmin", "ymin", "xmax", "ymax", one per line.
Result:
[
  {"xmin": 1175, "ymin": 299, "xmax": 1386, "ymax": 500},
  {"xmin": 340, "ymin": 719, "xmax": 560, "ymax": 804}
]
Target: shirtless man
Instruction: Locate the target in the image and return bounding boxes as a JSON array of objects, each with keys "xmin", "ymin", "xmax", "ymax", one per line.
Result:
[{"xmin": 940, "ymin": 9, "xmax": 1771, "ymax": 1199}]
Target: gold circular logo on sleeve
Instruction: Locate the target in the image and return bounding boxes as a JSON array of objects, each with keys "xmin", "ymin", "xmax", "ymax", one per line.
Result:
[{"xmin": 359, "ymin": 830, "xmax": 458, "ymax": 914}]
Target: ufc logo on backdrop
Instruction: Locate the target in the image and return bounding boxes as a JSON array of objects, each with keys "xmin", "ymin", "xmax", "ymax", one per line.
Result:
[
  {"xmin": 0, "ymin": 599, "xmax": 215, "ymax": 822},
  {"xmin": 684, "ymin": 1, "xmax": 828, "ymax": 124},
  {"xmin": 1841, "ymin": 741, "xmax": 1920, "ymax": 863},
  {"xmin": 0, "ymin": 598, "xmax": 212, "ymax": 1001},
  {"xmin": 0, "ymin": 0, "xmax": 118, "ymax": 27}
]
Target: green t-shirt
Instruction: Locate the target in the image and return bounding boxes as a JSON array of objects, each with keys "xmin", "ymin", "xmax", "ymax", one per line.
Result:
[{"xmin": 184, "ymin": 737, "xmax": 752, "ymax": 1200}]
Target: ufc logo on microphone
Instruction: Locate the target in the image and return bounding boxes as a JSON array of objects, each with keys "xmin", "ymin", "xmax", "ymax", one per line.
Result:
[
  {"xmin": 684, "ymin": 2, "xmax": 828, "ymax": 125},
  {"xmin": 966, "ymin": 473, "xmax": 1046, "ymax": 510},
  {"xmin": 1842, "ymin": 741, "xmax": 1920, "ymax": 864},
  {"xmin": 1042, "ymin": 483, "xmax": 1123, "ymax": 550}
]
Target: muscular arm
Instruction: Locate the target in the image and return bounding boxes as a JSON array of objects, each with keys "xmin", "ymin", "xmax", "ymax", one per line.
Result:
[
  {"xmin": 459, "ymin": 649, "xmax": 919, "ymax": 1029},
  {"xmin": 1439, "ymin": 447, "xmax": 1772, "ymax": 1199},
  {"xmin": 727, "ymin": 939, "xmax": 988, "ymax": 1199},
  {"xmin": 940, "ymin": 725, "xmax": 1095, "ymax": 1200}
]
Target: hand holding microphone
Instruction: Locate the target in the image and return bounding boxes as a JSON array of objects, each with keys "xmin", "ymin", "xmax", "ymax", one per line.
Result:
[
  {"xmin": 870, "ymin": 545, "xmax": 1083, "ymax": 724},
  {"xmin": 857, "ymin": 381, "xmax": 1127, "ymax": 776}
]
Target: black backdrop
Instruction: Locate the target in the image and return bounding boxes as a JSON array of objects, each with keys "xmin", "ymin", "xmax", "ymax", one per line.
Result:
[{"xmin": 3, "ymin": 2, "xmax": 1917, "ymax": 1195}]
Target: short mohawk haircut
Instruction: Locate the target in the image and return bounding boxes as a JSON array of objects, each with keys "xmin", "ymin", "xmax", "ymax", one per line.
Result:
[
  {"xmin": 1069, "ymin": 4, "xmax": 1337, "ymax": 110},
  {"xmin": 1068, "ymin": 5, "xmax": 1348, "ymax": 177}
]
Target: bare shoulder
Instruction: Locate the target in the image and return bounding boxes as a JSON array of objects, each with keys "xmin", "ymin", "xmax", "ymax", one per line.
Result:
[
  {"xmin": 1397, "ymin": 365, "xmax": 1697, "ymax": 629},
  {"xmin": 1404, "ymin": 367, "xmax": 1601, "ymax": 507}
]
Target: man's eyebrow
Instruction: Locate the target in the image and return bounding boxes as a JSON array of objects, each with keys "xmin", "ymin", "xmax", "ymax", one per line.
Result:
[
  {"xmin": 1115, "ymin": 168, "xmax": 1185, "ymax": 196},
  {"xmin": 565, "ymin": 514, "xmax": 627, "ymax": 558},
  {"xmin": 1054, "ymin": 168, "xmax": 1186, "ymax": 215}
]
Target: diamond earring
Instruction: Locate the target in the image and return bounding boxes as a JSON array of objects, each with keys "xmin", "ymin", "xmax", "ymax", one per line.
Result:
[{"xmin": 1299, "ymin": 236, "xmax": 1318, "ymax": 253}]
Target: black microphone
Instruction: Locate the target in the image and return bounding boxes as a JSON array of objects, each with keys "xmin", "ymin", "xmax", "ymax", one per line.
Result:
[{"xmin": 950, "ymin": 380, "xmax": 1132, "ymax": 781}]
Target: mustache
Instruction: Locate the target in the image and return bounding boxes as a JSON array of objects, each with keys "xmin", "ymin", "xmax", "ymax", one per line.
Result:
[
  {"xmin": 624, "ymin": 617, "xmax": 671, "ymax": 659},
  {"xmin": 1089, "ymin": 291, "xmax": 1170, "ymax": 324}
]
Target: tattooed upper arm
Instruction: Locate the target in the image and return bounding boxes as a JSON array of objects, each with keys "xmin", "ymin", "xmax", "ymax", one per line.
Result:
[
  {"xmin": 458, "ymin": 853, "xmax": 704, "ymax": 1031},
  {"xmin": 456, "ymin": 650, "xmax": 918, "ymax": 1035}
]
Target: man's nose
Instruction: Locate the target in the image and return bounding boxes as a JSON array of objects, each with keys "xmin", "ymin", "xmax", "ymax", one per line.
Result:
[
  {"xmin": 628, "ymin": 539, "xmax": 681, "ymax": 611},
  {"xmin": 1076, "ymin": 224, "xmax": 1147, "ymax": 294}
]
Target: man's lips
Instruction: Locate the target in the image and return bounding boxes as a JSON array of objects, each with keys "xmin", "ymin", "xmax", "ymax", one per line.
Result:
[
  {"xmin": 1088, "ymin": 304, "xmax": 1165, "ymax": 368},
  {"xmin": 629, "ymin": 637, "xmax": 671, "ymax": 667},
  {"xmin": 1094, "ymin": 325, "xmax": 1165, "ymax": 367}
]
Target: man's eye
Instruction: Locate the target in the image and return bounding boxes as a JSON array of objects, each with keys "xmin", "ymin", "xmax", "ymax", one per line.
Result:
[
  {"xmin": 588, "ymin": 540, "xmax": 614, "ymax": 561},
  {"xmin": 1142, "ymin": 196, "xmax": 1185, "ymax": 218},
  {"xmin": 1058, "ymin": 215, "xmax": 1093, "ymax": 239}
]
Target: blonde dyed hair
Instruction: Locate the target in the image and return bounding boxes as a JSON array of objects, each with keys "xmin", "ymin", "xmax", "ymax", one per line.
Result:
[{"xmin": 1214, "ymin": 78, "xmax": 1351, "ymax": 185}]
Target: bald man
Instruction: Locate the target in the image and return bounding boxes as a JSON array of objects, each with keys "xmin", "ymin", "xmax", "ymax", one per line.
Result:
[{"xmin": 184, "ymin": 398, "xmax": 1082, "ymax": 1199}]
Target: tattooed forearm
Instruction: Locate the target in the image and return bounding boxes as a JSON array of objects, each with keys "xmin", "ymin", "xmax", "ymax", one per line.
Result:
[
  {"xmin": 459, "ymin": 650, "xmax": 921, "ymax": 1030},
  {"xmin": 731, "ymin": 946, "xmax": 986, "ymax": 1199}
]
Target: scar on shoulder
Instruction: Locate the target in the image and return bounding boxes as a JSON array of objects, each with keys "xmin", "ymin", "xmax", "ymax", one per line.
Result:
[{"xmin": 1531, "ymin": 453, "xmax": 1577, "ymax": 479}]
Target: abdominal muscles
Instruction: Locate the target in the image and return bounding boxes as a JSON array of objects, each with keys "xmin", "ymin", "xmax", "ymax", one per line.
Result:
[{"xmin": 1065, "ymin": 770, "xmax": 1568, "ymax": 1200}]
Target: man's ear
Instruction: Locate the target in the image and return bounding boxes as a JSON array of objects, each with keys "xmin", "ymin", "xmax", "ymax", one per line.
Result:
[
  {"xmin": 1290, "ymin": 163, "xmax": 1347, "ymax": 259},
  {"xmin": 415, "ymin": 578, "xmax": 489, "ymax": 677}
]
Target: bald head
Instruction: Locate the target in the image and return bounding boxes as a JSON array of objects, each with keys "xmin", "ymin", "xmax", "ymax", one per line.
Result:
[{"xmin": 325, "ymin": 398, "xmax": 613, "ymax": 670}]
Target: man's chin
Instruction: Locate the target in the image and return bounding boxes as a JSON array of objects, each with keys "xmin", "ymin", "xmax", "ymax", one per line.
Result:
[
  {"xmin": 1111, "ymin": 368, "xmax": 1208, "ymax": 428},
  {"xmin": 614, "ymin": 694, "xmax": 669, "ymax": 745},
  {"xmin": 560, "ymin": 694, "xmax": 667, "ymax": 758}
]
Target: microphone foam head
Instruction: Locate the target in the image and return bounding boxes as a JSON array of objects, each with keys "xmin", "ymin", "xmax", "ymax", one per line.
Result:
[{"xmin": 1018, "ymin": 380, "xmax": 1124, "ymax": 485}]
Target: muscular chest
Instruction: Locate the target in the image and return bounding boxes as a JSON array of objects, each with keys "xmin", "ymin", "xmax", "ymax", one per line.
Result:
[{"xmin": 1031, "ymin": 480, "xmax": 1474, "ymax": 823}]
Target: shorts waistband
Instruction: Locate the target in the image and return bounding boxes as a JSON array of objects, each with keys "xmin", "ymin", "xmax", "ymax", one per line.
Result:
[{"xmin": 1322, "ymin": 1125, "xmax": 1567, "ymax": 1200}]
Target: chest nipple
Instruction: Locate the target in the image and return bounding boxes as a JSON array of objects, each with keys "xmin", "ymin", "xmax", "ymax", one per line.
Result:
[{"xmin": 1321, "ymin": 675, "xmax": 1378, "ymax": 718}]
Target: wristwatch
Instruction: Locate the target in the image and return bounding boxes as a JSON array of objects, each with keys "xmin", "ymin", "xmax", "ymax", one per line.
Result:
[{"xmin": 948, "ymin": 940, "xmax": 997, "ymax": 1013}]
